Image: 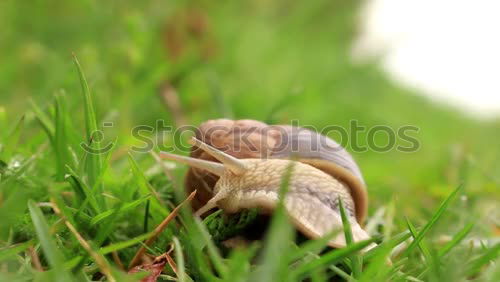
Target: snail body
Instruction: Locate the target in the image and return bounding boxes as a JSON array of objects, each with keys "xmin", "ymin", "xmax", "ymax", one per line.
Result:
[
  {"xmin": 161, "ymin": 119, "xmax": 373, "ymax": 248},
  {"xmin": 210, "ymin": 158, "xmax": 365, "ymax": 247}
]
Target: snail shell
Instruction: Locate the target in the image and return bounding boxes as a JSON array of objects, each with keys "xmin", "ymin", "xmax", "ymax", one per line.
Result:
[{"xmin": 185, "ymin": 119, "xmax": 368, "ymax": 224}]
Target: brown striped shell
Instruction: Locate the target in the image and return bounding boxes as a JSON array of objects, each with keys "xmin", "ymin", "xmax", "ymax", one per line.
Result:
[{"xmin": 185, "ymin": 119, "xmax": 368, "ymax": 224}]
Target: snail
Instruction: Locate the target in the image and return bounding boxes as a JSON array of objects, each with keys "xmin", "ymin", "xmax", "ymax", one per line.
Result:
[{"xmin": 160, "ymin": 119, "xmax": 372, "ymax": 248}]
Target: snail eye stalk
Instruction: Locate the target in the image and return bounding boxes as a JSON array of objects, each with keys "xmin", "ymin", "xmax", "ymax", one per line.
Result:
[
  {"xmin": 160, "ymin": 151, "xmax": 225, "ymax": 176},
  {"xmin": 190, "ymin": 137, "xmax": 248, "ymax": 175}
]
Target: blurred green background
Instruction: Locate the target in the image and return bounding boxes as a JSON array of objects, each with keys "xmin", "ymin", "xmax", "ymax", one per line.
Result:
[{"xmin": 0, "ymin": 0, "xmax": 498, "ymax": 269}]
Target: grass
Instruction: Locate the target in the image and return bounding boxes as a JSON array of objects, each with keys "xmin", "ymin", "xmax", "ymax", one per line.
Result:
[{"xmin": 0, "ymin": 0, "xmax": 499, "ymax": 281}]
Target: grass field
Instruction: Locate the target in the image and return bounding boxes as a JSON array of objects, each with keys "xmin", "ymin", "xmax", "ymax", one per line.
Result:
[{"xmin": 0, "ymin": 0, "xmax": 499, "ymax": 281}]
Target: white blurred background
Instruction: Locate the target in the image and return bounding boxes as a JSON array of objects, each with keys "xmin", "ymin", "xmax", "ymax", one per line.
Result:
[{"xmin": 353, "ymin": 0, "xmax": 500, "ymax": 118}]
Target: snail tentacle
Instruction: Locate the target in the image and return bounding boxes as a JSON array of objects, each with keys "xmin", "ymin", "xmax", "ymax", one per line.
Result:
[
  {"xmin": 160, "ymin": 151, "xmax": 225, "ymax": 176},
  {"xmin": 190, "ymin": 137, "xmax": 248, "ymax": 175}
]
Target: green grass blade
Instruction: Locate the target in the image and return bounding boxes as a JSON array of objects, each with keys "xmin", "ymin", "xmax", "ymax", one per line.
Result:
[
  {"xmin": 90, "ymin": 139, "xmax": 116, "ymax": 193},
  {"xmin": 72, "ymin": 54, "xmax": 104, "ymax": 209},
  {"xmin": 193, "ymin": 217, "xmax": 227, "ymax": 277},
  {"xmin": 30, "ymin": 100, "xmax": 55, "ymax": 142},
  {"xmin": 28, "ymin": 200, "xmax": 65, "ymax": 267},
  {"xmin": 223, "ymin": 245, "xmax": 259, "ymax": 282},
  {"xmin": 50, "ymin": 193, "xmax": 80, "ymax": 231},
  {"xmin": 364, "ymin": 230, "xmax": 412, "ymax": 261},
  {"xmin": 127, "ymin": 153, "xmax": 168, "ymax": 218},
  {"xmin": 71, "ymin": 146, "xmax": 114, "ymax": 213},
  {"xmin": 54, "ymin": 93, "xmax": 72, "ymax": 181},
  {"xmin": 1, "ymin": 115, "xmax": 24, "ymax": 161},
  {"xmin": 406, "ymin": 217, "xmax": 432, "ymax": 261},
  {"xmin": 28, "ymin": 200, "xmax": 73, "ymax": 281},
  {"xmin": 93, "ymin": 207, "xmax": 123, "ymax": 247},
  {"xmin": 358, "ymin": 242, "xmax": 393, "ymax": 282},
  {"xmin": 438, "ymin": 222, "xmax": 474, "ymax": 257},
  {"xmin": 98, "ymin": 232, "xmax": 153, "ymax": 255},
  {"xmin": 288, "ymin": 228, "xmax": 342, "ymax": 263},
  {"xmin": 485, "ymin": 257, "xmax": 500, "ymax": 281},
  {"xmin": 73, "ymin": 53, "xmax": 99, "ymax": 158},
  {"xmin": 339, "ymin": 197, "xmax": 362, "ymax": 278},
  {"xmin": 178, "ymin": 210, "xmax": 216, "ymax": 280},
  {"xmin": 0, "ymin": 182, "xmax": 28, "ymax": 241},
  {"xmin": 290, "ymin": 238, "xmax": 377, "ymax": 279},
  {"xmin": 0, "ymin": 159, "xmax": 34, "ymax": 196},
  {"xmin": 173, "ymin": 236, "xmax": 187, "ymax": 282},
  {"xmin": 66, "ymin": 165, "xmax": 101, "ymax": 215},
  {"xmin": 143, "ymin": 199, "xmax": 150, "ymax": 233},
  {"xmin": 90, "ymin": 195, "xmax": 151, "ymax": 225},
  {"xmin": 415, "ymin": 223, "xmax": 475, "ymax": 280},
  {"xmin": 402, "ymin": 184, "xmax": 463, "ymax": 257},
  {"xmin": 328, "ymin": 264, "xmax": 351, "ymax": 281},
  {"xmin": 466, "ymin": 243, "xmax": 500, "ymax": 276},
  {"xmin": 0, "ymin": 272, "xmax": 33, "ymax": 282},
  {"xmin": 0, "ymin": 240, "xmax": 33, "ymax": 262}
]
